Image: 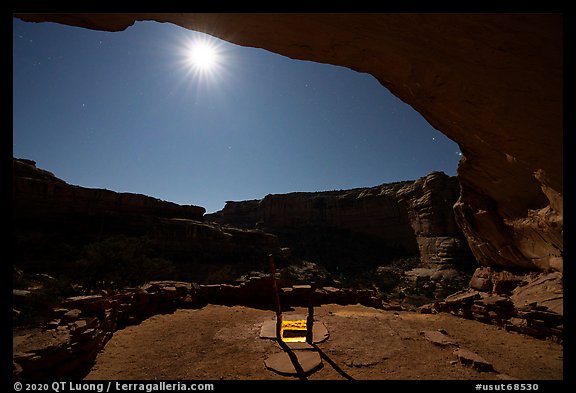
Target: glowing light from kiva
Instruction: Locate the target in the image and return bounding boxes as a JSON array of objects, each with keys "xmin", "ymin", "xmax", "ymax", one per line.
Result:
[{"xmin": 280, "ymin": 319, "xmax": 308, "ymax": 343}]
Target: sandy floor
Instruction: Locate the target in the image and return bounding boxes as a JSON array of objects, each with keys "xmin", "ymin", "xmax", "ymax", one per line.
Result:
[{"xmin": 85, "ymin": 304, "xmax": 563, "ymax": 380}]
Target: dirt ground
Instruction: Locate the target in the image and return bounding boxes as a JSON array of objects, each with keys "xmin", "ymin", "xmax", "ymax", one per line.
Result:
[{"xmin": 85, "ymin": 304, "xmax": 563, "ymax": 381}]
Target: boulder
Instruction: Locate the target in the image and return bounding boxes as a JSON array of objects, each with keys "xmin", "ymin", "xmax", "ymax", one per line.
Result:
[
  {"xmin": 453, "ymin": 348, "xmax": 494, "ymax": 372},
  {"xmin": 421, "ymin": 330, "xmax": 458, "ymax": 347}
]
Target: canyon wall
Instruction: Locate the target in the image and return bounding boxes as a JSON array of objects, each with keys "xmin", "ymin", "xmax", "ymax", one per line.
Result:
[
  {"xmin": 13, "ymin": 158, "xmax": 284, "ymax": 282},
  {"xmin": 14, "ymin": 13, "xmax": 563, "ymax": 274},
  {"xmin": 13, "ymin": 158, "xmax": 205, "ymax": 222},
  {"xmin": 208, "ymin": 172, "xmax": 475, "ymax": 269}
]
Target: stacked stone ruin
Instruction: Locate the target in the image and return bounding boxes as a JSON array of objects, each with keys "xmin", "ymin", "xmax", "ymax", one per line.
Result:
[
  {"xmin": 14, "ymin": 266, "xmax": 563, "ymax": 380},
  {"xmin": 13, "ymin": 278, "xmax": 382, "ymax": 380},
  {"xmin": 431, "ymin": 267, "xmax": 563, "ymax": 344}
]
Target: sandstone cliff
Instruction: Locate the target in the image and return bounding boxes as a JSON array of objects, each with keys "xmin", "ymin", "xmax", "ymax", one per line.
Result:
[
  {"xmin": 207, "ymin": 171, "xmax": 476, "ymax": 273},
  {"xmin": 11, "ymin": 14, "xmax": 564, "ymax": 354},
  {"xmin": 13, "ymin": 158, "xmax": 284, "ymax": 284},
  {"xmin": 14, "ymin": 13, "xmax": 563, "ymax": 274},
  {"xmin": 13, "ymin": 158, "xmax": 206, "ymax": 222}
]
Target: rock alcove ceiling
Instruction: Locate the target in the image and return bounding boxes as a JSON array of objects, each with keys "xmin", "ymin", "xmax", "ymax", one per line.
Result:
[{"xmin": 14, "ymin": 13, "xmax": 563, "ymax": 273}]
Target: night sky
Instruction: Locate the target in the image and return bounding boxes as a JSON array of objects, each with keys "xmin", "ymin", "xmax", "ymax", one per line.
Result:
[{"xmin": 13, "ymin": 18, "xmax": 462, "ymax": 213}]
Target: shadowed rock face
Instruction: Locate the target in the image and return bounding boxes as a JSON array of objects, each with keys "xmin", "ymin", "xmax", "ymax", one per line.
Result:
[
  {"xmin": 13, "ymin": 158, "xmax": 206, "ymax": 222},
  {"xmin": 207, "ymin": 172, "xmax": 475, "ymax": 270},
  {"xmin": 14, "ymin": 13, "xmax": 562, "ymax": 273},
  {"xmin": 13, "ymin": 158, "xmax": 284, "ymax": 281}
]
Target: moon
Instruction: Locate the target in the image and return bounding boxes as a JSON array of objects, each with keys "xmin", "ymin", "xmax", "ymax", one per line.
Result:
[
  {"xmin": 186, "ymin": 40, "xmax": 219, "ymax": 72},
  {"xmin": 174, "ymin": 32, "xmax": 227, "ymax": 87}
]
